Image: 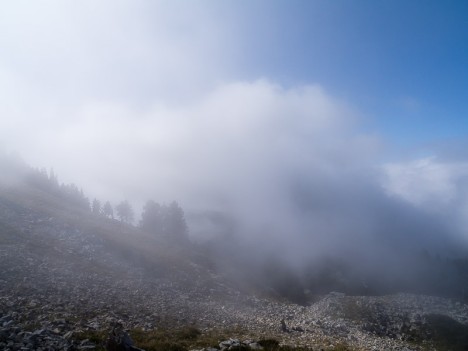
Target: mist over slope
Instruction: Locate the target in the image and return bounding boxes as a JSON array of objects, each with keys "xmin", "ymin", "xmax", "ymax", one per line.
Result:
[
  {"xmin": 2, "ymin": 150, "xmax": 468, "ymax": 351},
  {"xmin": 0, "ymin": 0, "xmax": 467, "ymax": 305},
  {"xmin": 3, "ymin": 69, "xmax": 468, "ymax": 302},
  {"xmin": 1, "ymin": 151, "xmax": 467, "ymax": 305}
]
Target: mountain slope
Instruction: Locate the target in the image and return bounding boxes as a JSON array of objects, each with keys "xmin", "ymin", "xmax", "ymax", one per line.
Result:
[{"xmin": 1, "ymin": 160, "xmax": 468, "ymax": 351}]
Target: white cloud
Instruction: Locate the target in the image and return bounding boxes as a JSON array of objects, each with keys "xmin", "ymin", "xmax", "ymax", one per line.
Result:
[
  {"xmin": 382, "ymin": 157, "xmax": 468, "ymax": 209},
  {"xmin": 382, "ymin": 157, "xmax": 468, "ymax": 243},
  {"xmin": 0, "ymin": 0, "xmax": 236, "ymax": 109},
  {"xmin": 1, "ymin": 79, "xmax": 363, "ymax": 205}
]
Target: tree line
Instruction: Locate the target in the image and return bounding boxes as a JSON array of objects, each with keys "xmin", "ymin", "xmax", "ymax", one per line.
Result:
[
  {"xmin": 91, "ymin": 199, "xmax": 188, "ymax": 242},
  {"xmin": 20, "ymin": 164, "xmax": 189, "ymax": 242}
]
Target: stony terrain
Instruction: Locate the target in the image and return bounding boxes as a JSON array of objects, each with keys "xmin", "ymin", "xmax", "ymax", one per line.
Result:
[{"xmin": 1, "ymin": 187, "xmax": 468, "ymax": 351}]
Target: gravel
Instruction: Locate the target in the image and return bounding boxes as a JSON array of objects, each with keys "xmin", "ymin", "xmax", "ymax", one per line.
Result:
[{"xmin": 1, "ymin": 198, "xmax": 468, "ymax": 350}]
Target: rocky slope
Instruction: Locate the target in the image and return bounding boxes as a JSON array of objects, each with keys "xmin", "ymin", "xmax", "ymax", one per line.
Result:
[{"xmin": 1, "ymin": 185, "xmax": 468, "ymax": 351}]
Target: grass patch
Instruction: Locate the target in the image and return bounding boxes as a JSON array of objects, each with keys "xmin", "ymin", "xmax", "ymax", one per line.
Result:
[
  {"xmin": 423, "ymin": 314, "xmax": 468, "ymax": 351},
  {"xmin": 127, "ymin": 329, "xmax": 341, "ymax": 351},
  {"xmin": 342, "ymin": 299, "xmax": 468, "ymax": 350},
  {"xmin": 73, "ymin": 330, "xmax": 108, "ymax": 350},
  {"xmin": 340, "ymin": 299, "xmax": 375, "ymax": 323},
  {"xmin": 0, "ymin": 221, "xmax": 24, "ymax": 244},
  {"xmin": 257, "ymin": 338, "xmax": 352, "ymax": 351},
  {"xmin": 258, "ymin": 338, "xmax": 280, "ymax": 349},
  {"xmin": 130, "ymin": 326, "xmax": 215, "ymax": 351},
  {"xmin": 330, "ymin": 343, "xmax": 353, "ymax": 351}
]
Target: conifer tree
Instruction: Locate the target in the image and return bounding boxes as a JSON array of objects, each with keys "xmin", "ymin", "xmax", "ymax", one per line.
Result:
[
  {"xmin": 92, "ymin": 198, "xmax": 101, "ymax": 215},
  {"xmin": 102, "ymin": 201, "xmax": 114, "ymax": 219},
  {"xmin": 116, "ymin": 200, "xmax": 134, "ymax": 224}
]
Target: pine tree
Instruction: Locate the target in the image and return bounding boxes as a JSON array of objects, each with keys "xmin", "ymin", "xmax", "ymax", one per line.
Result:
[
  {"xmin": 163, "ymin": 201, "xmax": 188, "ymax": 242},
  {"xmin": 92, "ymin": 198, "xmax": 101, "ymax": 215},
  {"xmin": 116, "ymin": 200, "xmax": 134, "ymax": 224},
  {"xmin": 140, "ymin": 200, "xmax": 163, "ymax": 234},
  {"xmin": 102, "ymin": 201, "xmax": 114, "ymax": 219}
]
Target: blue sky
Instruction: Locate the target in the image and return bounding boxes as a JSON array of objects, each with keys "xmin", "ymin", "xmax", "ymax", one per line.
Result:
[
  {"xmin": 226, "ymin": 0, "xmax": 468, "ymax": 146},
  {"xmin": 2, "ymin": 0, "xmax": 466, "ymax": 148}
]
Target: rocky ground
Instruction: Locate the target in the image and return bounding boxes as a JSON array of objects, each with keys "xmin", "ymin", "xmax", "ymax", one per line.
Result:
[{"xmin": 1, "ymin": 194, "xmax": 468, "ymax": 350}]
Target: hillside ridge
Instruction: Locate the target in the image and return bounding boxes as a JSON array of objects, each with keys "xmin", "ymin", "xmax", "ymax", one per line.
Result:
[{"xmin": 1, "ymin": 161, "xmax": 468, "ymax": 350}]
